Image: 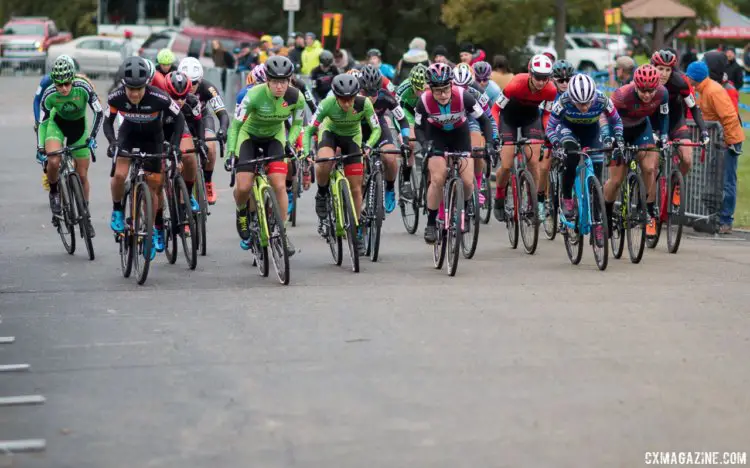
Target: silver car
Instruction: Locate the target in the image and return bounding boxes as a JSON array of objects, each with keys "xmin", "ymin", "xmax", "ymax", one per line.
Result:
[{"xmin": 46, "ymin": 35, "xmax": 127, "ymax": 77}]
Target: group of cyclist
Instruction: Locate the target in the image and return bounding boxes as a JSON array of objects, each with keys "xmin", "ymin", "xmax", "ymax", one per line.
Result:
[{"xmin": 32, "ymin": 42, "xmax": 708, "ymax": 274}]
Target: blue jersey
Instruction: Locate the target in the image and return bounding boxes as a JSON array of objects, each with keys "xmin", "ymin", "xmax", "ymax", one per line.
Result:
[
  {"xmin": 465, "ymin": 82, "xmax": 498, "ymax": 139},
  {"xmin": 379, "ymin": 63, "xmax": 396, "ymax": 81},
  {"xmin": 33, "ymin": 74, "xmax": 54, "ymax": 123},
  {"xmin": 482, "ymin": 80, "xmax": 501, "ymax": 107},
  {"xmin": 546, "ymin": 90, "xmax": 623, "ymax": 145}
]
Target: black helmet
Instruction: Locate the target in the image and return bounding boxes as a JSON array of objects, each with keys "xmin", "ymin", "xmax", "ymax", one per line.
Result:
[
  {"xmin": 551, "ymin": 60, "xmax": 575, "ymax": 81},
  {"xmin": 266, "ymin": 55, "xmax": 294, "ymax": 79},
  {"xmin": 319, "ymin": 50, "xmax": 334, "ymax": 67},
  {"xmin": 360, "ymin": 64, "xmax": 382, "ymax": 92},
  {"xmin": 367, "ymin": 48, "xmax": 381, "ymax": 58},
  {"xmin": 121, "ymin": 56, "xmax": 150, "ymax": 88},
  {"xmin": 331, "ymin": 73, "xmax": 360, "ymax": 98}
]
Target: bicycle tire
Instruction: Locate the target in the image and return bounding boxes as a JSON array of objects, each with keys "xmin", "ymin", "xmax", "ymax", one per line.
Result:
[
  {"xmin": 195, "ymin": 168, "xmax": 208, "ymax": 256},
  {"xmin": 666, "ymin": 169, "xmax": 684, "ymax": 254},
  {"xmin": 57, "ymin": 177, "xmax": 76, "ymax": 255},
  {"xmin": 326, "ymin": 192, "xmax": 343, "ymax": 266},
  {"xmin": 479, "ymin": 163, "xmax": 492, "ymax": 224},
  {"xmin": 290, "ymin": 171, "xmax": 299, "ymax": 227},
  {"xmin": 647, "ymin": 176, "xmax": 665, "ymax": 249},
  {"xmin": 626, "ymin": 171, "xmax": 647, "ymax": 264},
  {"xmin": 175, "ymin": 176, "xmax": 198, "ymax": 270},
  {"xmin": 339, "ymin": 179, "xmax": 360, "ymax": 273},
  {"xmin": 518, "ymin": 170, "xmax": 539, "ymax": 255},
  {"xmin": 446, "ymin": 178, "xmax": 463, "ymax": 277},
  {"xmin": 164, "ymin": 185, "xmax": 178, "ymax": 265},
  {"xmin": 588, "ymin": 176, "xmax": 609, "ymax": 271},
  {"xmin": 69, "ymin": 173, "xmax": 94, "ymax": 261},
  {"xmin": 563, "ymin": 219, "xmax": 583, "ymax": 265},
  {"xmin": 120, "ymin": 187, "xmax": 134, "ymax": 278},
  {"xmin": 398, "ymin": 163, "xmax": 419, "ymax": 234},
  {"xmin": 133, "ymin": 182, "xmax": 153, "ymax": 285},
  {"xmin": 364, "ymin": 171, "xmax": 383, "ymax": 262},
  {"xmin": 253, "ymin": 200, "xmax": 269, "ymax": 277},
  {"xmin": 544, "ymin": 169, "xmax": 558, "ymax": 240},
  {"xmin": 461, "ymin": 187, "xmax": 480, "ymax": 259},
  {"xmin": 505, "ymin": 177, "xmax": 519, "ymax": 249},
  {"xmin": 611, "ymin": 188, "xmax": 625, "ymax": 260},
  {"xmin": 263, "ymin": 185, "xmax": 290, "ymax": 285}
]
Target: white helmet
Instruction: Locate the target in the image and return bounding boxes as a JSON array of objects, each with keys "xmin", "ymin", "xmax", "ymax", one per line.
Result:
[
  {"xmin": 178, "ymin": 57, "xmax": 204, "ymax": 83},
  {"xmin": 528, "ymin": 54, "xmax": 553, "ymax": 77},
  {"xmin": 568, "ymin": 74, "xmax": 596, "ymax": 104},
  {"xmin": 145, "ymin": 59, "xmax": 155, "ymax": 83},
  {"xmin": 453, "ymin": 63, "xmax": 473, "ymax": 87}
]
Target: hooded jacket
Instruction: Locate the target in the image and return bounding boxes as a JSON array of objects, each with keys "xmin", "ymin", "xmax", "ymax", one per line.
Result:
[
  {"xmin": 694, "ymin": 76, "xmax": 744, "ymax": 145},
  {"xmin": 301, "ymin": 40, "xmax": 323, "ymax": 75}
]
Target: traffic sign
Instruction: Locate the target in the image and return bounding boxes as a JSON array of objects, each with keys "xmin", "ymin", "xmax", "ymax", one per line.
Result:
[{"xmin": 284, "ymin": 0, "xmax": 300, "ymax": 12}]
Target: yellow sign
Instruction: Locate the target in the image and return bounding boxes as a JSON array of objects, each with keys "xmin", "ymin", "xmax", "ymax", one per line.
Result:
[
  {"xmin": 323, "ymin": 16, "xmax": 332, "ymax": 36},
  {"xmin": 604, "ymin": 8, "xmax": 622, "ymax": 26},
  {"xmin": 332, "ymin": 13, "xmax": 342, "ymax": 36}
]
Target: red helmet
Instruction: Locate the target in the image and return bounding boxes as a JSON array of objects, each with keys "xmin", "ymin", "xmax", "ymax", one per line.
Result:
[
  {"xmin": 651, "ymin": 49, "xmax": 677, "ymax": 68},
  {"xmin": 165, "ymin": 71, "xmax": 191, "ymax": 99},
  {"xmin": 633, "ymin": 64, "xmax": 660, "ymax": 90}
]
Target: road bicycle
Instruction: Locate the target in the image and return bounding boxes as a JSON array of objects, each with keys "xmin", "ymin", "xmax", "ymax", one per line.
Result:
[{"xmin": 500, "ymin": 138, "xmax": 543, "ymax": 254}]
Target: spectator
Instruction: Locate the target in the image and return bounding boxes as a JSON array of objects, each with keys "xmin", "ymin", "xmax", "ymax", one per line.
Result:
[
  {"xmin": 743, "ymin": 43, "xmax": 750, "ymax": 77},
  {"xmin": 288, "ymin": 33, "xmax": 305, "ymax": 70},
  {"xmin": 334, "ymin": 48, "xmax": 354, "ymax": 72},
  {"xmin": 258, "ymin": 35, "xmax": 273, "ymax": 63},
  {"xmin": 122, "ymin": 29, "xmax": 135, "ymax": 58},
  {"xmin": 685, "ymin": 61, "xmax": 744, "ymax": 234},
  {"xmin": 301, "ymin": 32, "xmax": 322, "ymax": 75},
  {"xmin": 613, "ymin": 55, "xmax": 636, "ymax": 86},
  {"xmin": 722, "ymin": 73, "xmax": 741, "ymax": 114},
  {"xmin": 211, "ymin": 40, "xmax": 236, "ymax": 91},
  {"xmin": 310, "ymin": 50, "xmax": 338, "ymax": 101},
  {"xmin": 681, "ymin": 46, "xmax": 698, "ymax": 72},
  {"xmin": 367, "ymin": 48, "xmax": 396, "ymax": 80},
  {"xmin": 432, "ymin": 45, "xmax": 455, "ymax": 67},
  {"xmin": 704, "ymin": 50, "xmax": 728, "ymax": 83},
  {"xmin": 459, "ymin": 42, "xmax": 474, "ymax": 64},
  {"xmin": 396, "ymin": 37, "xmax": 430, "ymax": 84},
  {"xmin": 725, "ymin": 48, "xmax": 744, "ymax": 88},
  {"xmin": 271, "ymin": 35, "xmax": 289, "ymax": 57},
  {"xmin": 491, "ymin": 54, "xmax": 513, "ymax": 89},
  {"xmin": 235, "ymin": 42, "xmax": 258, "ymax": 72}
]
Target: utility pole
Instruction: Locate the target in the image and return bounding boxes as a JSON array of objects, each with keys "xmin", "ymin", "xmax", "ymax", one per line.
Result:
[{"xmin": 555, "ymin": 0, "xmax": 566, "ymax": 60}]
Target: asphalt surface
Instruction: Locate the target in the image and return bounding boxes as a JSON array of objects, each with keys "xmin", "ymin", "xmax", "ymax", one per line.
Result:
[{"xmin": 1, "ymin": 77, "xmax": 749, "ymax": 468}]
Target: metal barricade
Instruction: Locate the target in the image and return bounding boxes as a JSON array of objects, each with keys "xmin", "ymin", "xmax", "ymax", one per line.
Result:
[{"xmin": 0, "ymin": 57, "xmax": 46, "ymax": 77}]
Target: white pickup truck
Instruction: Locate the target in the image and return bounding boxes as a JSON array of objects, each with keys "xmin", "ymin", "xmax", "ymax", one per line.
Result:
[{"xmin": 527, "ymin": 33, "xmax": 612, "ymax": 72}]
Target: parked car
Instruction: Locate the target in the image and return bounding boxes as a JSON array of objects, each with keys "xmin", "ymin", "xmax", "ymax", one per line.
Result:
[
  {"xmin": 527, "ymin": 33, "xmax": 612, "ymax": 72},
  {"xmin": 46, "ymin": 36, "xmax": 127, "ymax": 78},
  {"xmin": 139, "ymin": 26, "xmax": 257, "ymax": 68},
  {"xmin": 568, "ymin": 33, "xmax": 629, "ymax": 55},
  {"xmin": 0, "ymin": 16, "xmax": 71, "ymax": 71}
]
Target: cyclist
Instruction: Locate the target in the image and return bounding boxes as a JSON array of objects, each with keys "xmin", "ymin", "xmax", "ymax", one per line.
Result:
[
  {"xmin": 304, "ymin": 74, "xmax": 381, "ymax": 253},
  {"xmin": 146, "ymin": 59, "xmax": 167, "ymax": 91},
  {"xmin": 37, "ymin": 56, "xmax": 103, "ymax": 236},
  {"xmin": 604, "ymin": 64, "xmax": 669, "ymax": 237},
  {"xmin": 359, "ymin": 65, "xmax": 411, "ymax": 214},
  {"xmin": 413, "ymin": 63, "xmax": 495, "ymax": 244},
  {"xmin": 178, "ymin": 57, "xmax": 230, "ymax": 205},
  {"xmin": 492, "ymin": 54, "xmax": 557, "ymax": 222},
  {"xmin": 226, "ymin": 56, "xmax": 304, "ymax": 255},
  {"xmin": 156, "ymin": 49, "xmax": 177, "ymax": 76},
  {"xmin": 546, "ymin": 74, "xmax": 624, "ymax": 244},
  {"xmin": 649, "ymin": 49, "xmax": 710, "ymax": 183},
  {"xmin": 103, "ymin": 56, "xmax": 186, "ymax": 260},
  {"xmin": 310, "ymin": 50, "xmax": 338, "ymax": 102},
  {"xmin": 395, "ymin": 64, "xmax": 428, "ymax": 199}
]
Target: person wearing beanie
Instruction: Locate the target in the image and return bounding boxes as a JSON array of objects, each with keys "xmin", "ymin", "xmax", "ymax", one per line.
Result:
[
  {"xmin": 270, "ymin": 35, "xmax": 288, "ymax": 57},
  {"xmin": 685, "ymin": 60, "xmax": 744, "ymax": 234},
  {"xmin": 288, "ymin": 33, "xmax": 305, "ymax": 71},
  {"xmin": 432, "ymin": 45, "xmax": 455, "ymax": 67},
  {"xmin": 459, "ymin": 42, "xmax": 475, "ymax": 63},
  {"xmin": 396, "ymin": 37, "xmax": 430, "ymax": 84}
]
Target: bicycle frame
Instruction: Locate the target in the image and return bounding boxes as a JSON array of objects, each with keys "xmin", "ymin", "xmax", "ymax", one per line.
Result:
[
  {"xmin": 315, "ymin": 152, "xmax": 362, "ymax": 237},
  {"xmin": 558, "ymin": 147, "xmax": 611, "ymax": 236},
  {"xmin": 502, "ymin": 138, "xmax": 544, "ymax": 218},
  {"xmin": 235, "ymin": 153, "xmax": 289, "ymax": 248},
  {"xmin": 45, "ymin": 143, "xmax": 91, "ymax": 222},
  {"xmin": 656, "ymin": 141, "xmax": 704, "ymax": 223}
]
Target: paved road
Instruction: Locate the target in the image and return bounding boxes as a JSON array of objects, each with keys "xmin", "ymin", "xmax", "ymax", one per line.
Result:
[{"xmin": 1, "ymin": 78, "xmax": 749, "ymax": 468}]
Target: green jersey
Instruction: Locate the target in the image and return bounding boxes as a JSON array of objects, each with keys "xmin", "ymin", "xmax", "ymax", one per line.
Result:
[
  {"xmin": 227, "ymin": 83, "xmax": 305, "ymax": 155},
  {"xmin": 303, "ymin": 95, "xmax": 380, "ymax": 154},
  {"xmin": 396, "ymin": 79, "xmax": 418, "ymax": 124},
  {"xmin": 38, "ymin": 77, "xmax": 103, "ymax": 148}
]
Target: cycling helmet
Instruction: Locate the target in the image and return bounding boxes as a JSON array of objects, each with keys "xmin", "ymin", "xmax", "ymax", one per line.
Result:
[
  {"xmin": 409, "ymin": 64, "xmax": 427, "ymax": 92},
  {"xmin": 250, "ymin": 63, "xmax": 267, "ymax": 84},
  {"xmin": 145, "ymin": 59, "xmax": 155, "ymax": 83},
  {"xmin": 542, "ymin": 47, "xmax": 558, "ymax": 62},
  {"xmin": 360, "ymin": 64, "xmax": 382, "ymax": 92},
  {"xmin": 472, "ymin": 61, "xmax": 491, "ymax": 81},
  {"xmin": 426, "ymin": 62, "xmax": 452, "ymax": 87},
  {"xmin": 633, "ymin": 64, "xmax": 660, "ymax": 90},
  {"xmin": 319, "ymin": 50, "xmax": 334, "ymax": 67},
  {"xmin": 265, "ymin": 55, "xmax": 294, "ymax": 79},
  {"xmin": 453, "ymin": 63, "xmax": 474, "ymax": 87},
  {"xmin": 121, "ymin": 56, "xmax": 150, "ymax": 88},
  {"xmin": 178, "ymin": 57, "xmax": 204, "ymax": 83},
  {"xmin": 50, "ymin": 56, "xmax": 75, "ymax": 84},
  {"xmin": 157, "ymin": 48, "xmax": 175, "ymax": 66},
  {"xmin": 528, "ymin": 54, "xmax": 553, "ymax": 78},
  {"xmin": 331, "ymin": 74, "xmax": 360, "ymax": 98},
  {"xmin": 568, "ymin": 74, "xmax": 597, "ymax": 105},
  {"xmin": 165, "ymin": 71, "xmax": 191, "ymax": 99},
  {"xmin": 551, "ymin": 60, "xmax": 575, "ymax": 81},
  {"xmin": 651, "ymin": 49, "xmax": 677, "ymax": 68}
]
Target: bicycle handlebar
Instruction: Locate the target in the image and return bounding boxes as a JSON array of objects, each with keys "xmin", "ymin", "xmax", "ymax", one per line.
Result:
[
  {"xmin": 43, "ymin": 143, "xmax": 96, "ymax": 163},
  {"xmin": 315, "ymin": 152, "xmax": 363, "ymax": 163},
  {"xmin": 502, "ymin": 139, "xmax": 546, "ymax": 146},
  {"xmin": 203, "ymin": 135, "xmax": 226, "ymax": 158}
]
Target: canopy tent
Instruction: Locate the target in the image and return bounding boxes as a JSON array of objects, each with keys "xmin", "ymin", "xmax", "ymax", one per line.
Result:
[
  {"xmin": 685, "ymin": 3, "xmax": 750, "ymax": 38},
  {"xmin": 621, "ymin": 0, "xmax": 696, "ymax": 50}
]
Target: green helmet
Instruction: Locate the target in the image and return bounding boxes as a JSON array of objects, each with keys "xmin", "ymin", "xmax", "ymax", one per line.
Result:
[
  {"xmin": 50, "ymin": 56, "xmax": 75, "ymax": 84},
  {"xmin": 156, "ymin": 48, "xmax": 175, "ymax": 66},
  {"xmin": 409, "ymin": 64, "xmax": 427, "ymax": 92}
]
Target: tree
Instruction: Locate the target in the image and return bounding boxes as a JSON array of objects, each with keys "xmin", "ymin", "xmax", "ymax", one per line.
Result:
[{"xmin": 0, "ymin": 0, "xmax": 96, "ymax": 37}]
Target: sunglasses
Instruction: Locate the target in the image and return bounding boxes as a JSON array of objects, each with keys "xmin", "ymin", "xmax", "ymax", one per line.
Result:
[
  {"xmin": 554, "ymin": 78, "xmax": 570, "ymax": 84},
  {"xmin": 362, "ymin": 88, "xmax": 379, "ymax": 97},
  {"xmin": 432, "ymin": 86, "xmax": 451, "ymax": 96},
  {"xmin": 636, "ymin": 88, "xmax": 657, "ymax": 95}
]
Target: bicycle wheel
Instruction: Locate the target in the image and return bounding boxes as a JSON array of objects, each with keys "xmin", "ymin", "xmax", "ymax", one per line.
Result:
[
  {"xmin": 625, "ymin": 172, "xmax": 647, "ymax": 264},
  {"xmin": 666, "ymin": 169, "xmax": 684, "ymax": 254},
  {"xmin": 479, "ymin": 163, "xmax": 492, "ymax": 224},
  {"xmin": 505, "ymin": 177, "xmax": 519, "ymax": 249},
  {"xmin": 611, "ymin": 187, "xmax": 625, "ymax": 260},
  {"xmin": 133, "ymin": 182, "xmax": 153, "ymax": 285},
  {"xmin": 120, "ymin": 187, "xmax": 134, "ymax": 278},
  {"xmin": 461, "ymin": 187, "xmax": 480, "ymax": 259},
  {"xmin": 433, "ymin": 223, "xmax": 447, "ymax": 269},
  {"xmin": 339, "ymin": 179, "xmax": 360, "ymax": 273},
  {"xmin": 398, "ymin": 163, "xmax": 419, "ymax": 234},
  {"xmin": 518, "ymin": 170, "xmax": 539, "ymax": 255},
  {"xmin": 446, "ymin": 179, "xmax": 463, "ymax": 277},
  {"xmin": 194, "ymin": 168, "xmax": 208, "ymax": 256},
  {"xmin": 57, "ymin": 178, "xmax": 76, "ymax": 255},
  {"xmin": 562, "ymin": 218, "xmax": 583, "ymax": 265},
  {"xmin": 647, "ymin": 176, "xmax": 665, "ymax": 249},
  {"xmin": 69, "ymin": 173, "xmax": 94, "ymax": 261},
  {"xmin": 263, "ymin": 186, "xmax": 290, "ymax": 285},
  {"xmin": 175, "ymin": 176, "xmax": 198, "ymax": 270},
  {"xmin": 364, "ymin": 171, "xmax": 383, "ymax": 262},
  {"xmin": 588, "ymin": 176, "xmax": 609, "ymax": 271},
  {"xmin": 544, "ymin": 169, "xmax": 558, "ymax": 240},
  {"xmin": 326, "ymin": 193, "xmax": 343, "ymax": 266},
  {"xmin": 290, "ymin": 170, "xmax": 299, "ymax": 227},
  {"xmin": 164, "ymin": 185, "xmax": 178, "ymax": 265}
]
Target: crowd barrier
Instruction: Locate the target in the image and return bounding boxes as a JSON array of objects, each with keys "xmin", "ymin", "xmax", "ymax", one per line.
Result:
[{"xmin": 0, "ymin": 58, "xmax": 46, "ymax": 77}]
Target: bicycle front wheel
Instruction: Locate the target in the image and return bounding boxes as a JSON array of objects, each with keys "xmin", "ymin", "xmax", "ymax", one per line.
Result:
[
  {"xmin": 194, "ymin": 168, "xmax": 208, "ymax": 256},
  {"xmin": 69, "ymin": 173, "xmax": 94, "ymax": 261},
  {"xmin": 398, "ymin": 163, "xmax": 419, "ymax": 234},
  {"xmin": 164, "ymin": 184, "xmax": 178, "ymax": 265},
  {"xmin": 339, "ymin": 179, "xmax": 360, "ymax": 273},
  {"xmin": 364, "ymin": 170, "xmax": 383, "ymax": 262},
  {"xmin": 666, "ymin": 169, "xmax": 684, "ymax": 254},
  {"xmin": 479, "ymin": 164, "xmax": 492, "ymax": 224},
  {"xmin": 588, "ymin": 176, "xmax": 609, "ymax": 271},
  {"xmin": 263, "ymin": 186, "xmax": 290, "ymax": 285},
  {"xmin": 461, "ymin": 187, "xmax": 480, "ymax": 259},
  {"xmin": 57, "ymin": 177, "xmax": 76, "ymax": 255},
  {"xmin": 175, "ymin": 176, "xmax": 197, "ymax": 270},
  {"xmin": 446, "ymin": 179, "xmax": 463, "ymax": 277},
  {"xmin": 625, "ymin": 172, "xmax": 647, "ymax": 264},
  {"xmin": 120, "ymin": 187, "xmax": 134, "ymax": 278},
  {"xmin": 505, "ymin": 178, "xmax": 519, "ymax": 249},
  {"xmin": 518, "ymin": 170, "xmax": 539, "ymax": 255},
  {"xmin": 544, "ymin": 169, "xmax": 558, "ymax": 240},
  {"xmin": 647, "ymin": 176, "xmax": 665, "ymax": 249},
  {"xmin": 133, "ymin": 182, "xmax": 153, "ymax": 285}
]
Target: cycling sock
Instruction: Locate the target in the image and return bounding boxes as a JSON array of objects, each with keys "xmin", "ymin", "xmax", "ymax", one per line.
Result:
[
  {"xmin": 475, "ymin": 173, "xmax": 482, "ymax": 187},
  {"xmin": 185, "ymin": 181, "xmax": 194, "ymax": 195},
  {"xmin": 317, "ymin": 184, "xmax": 329, "ymax": 196},
  {"xmin": 402, "ymin": 166, "xmax": 412, "ymax": 180},
  {"xmin": 155, "ymin": 211, "xmax": 164, "ymax": 230},
  {"xmin": 537, "ymin": 192, "xmax": 546, "ymax": 203},
  {"xmin": 495, "ymin": 185, "xmax": 505, "ymax": 200},
  {"xmin": 286, "ymin": 179, "xmax": 293, "ymax": 190},
  {"xmin": 647, "ymin": 202, "xmax": 655, "ymax": 217},
  {"xmin": 113, "ymin": 201, "xmax": 123, "ymax": 211},
  {"xmin": 204, "ymin": 170, "xmax": 213, "ymax": 183},
  {"xmin": 606, "ymin": 201, "xmax": 614, "ymax": 221},
  {"xmin": 386, "ymin": 180, "xmax": 395, "ymax": 192},
  {"xmin": 427, "ymin": 209, "xmax": 438, "ymax": 225},
  {"xmin": 49, "ymin": 181, "xmax": 58, "ymax": 194}
]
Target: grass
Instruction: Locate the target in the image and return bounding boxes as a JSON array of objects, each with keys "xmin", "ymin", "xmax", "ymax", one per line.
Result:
[{"xmin": 736, "ymin": 93, "xmax": 750, "ymax": 227}]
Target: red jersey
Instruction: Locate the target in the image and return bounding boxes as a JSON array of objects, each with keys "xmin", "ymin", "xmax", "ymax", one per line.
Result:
[
  {"xmin": 151, "ymin": 71, "xmax": 168, "ymax": 92},
  {"xmin": 381, "ymin": 76, "xmax": 396, "ymax": 97},
  {"xmin": 494, "ymin": 73, "xmax": 556, "ymax": 123},
  {"xmin": 610, "ymin": 83, "xmax": 669, "ymax": 128}
]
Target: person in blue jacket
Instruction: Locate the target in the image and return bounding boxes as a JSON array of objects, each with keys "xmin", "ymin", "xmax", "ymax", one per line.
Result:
[{"xmin": 367, "ymin": 48, "xmax": 395, "ymax": 81}]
